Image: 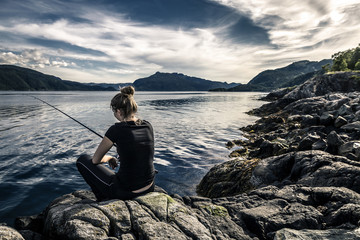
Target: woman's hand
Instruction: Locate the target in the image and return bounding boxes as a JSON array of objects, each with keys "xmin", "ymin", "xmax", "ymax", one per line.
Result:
[{"xmin": 108, "ymin": 157, "xmax": 118, "ymax": 169}]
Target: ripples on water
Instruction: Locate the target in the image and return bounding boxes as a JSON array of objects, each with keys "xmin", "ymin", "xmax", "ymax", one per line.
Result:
[{"xmin": 0, "ymin": 91, "xmax": 265, "ymax": 225}]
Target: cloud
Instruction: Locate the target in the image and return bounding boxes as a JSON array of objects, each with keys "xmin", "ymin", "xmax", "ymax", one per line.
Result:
[
  {"xmin": 0, "ymin": 8, "xmax": 266, "ymax": 83},
  {"xmin": 210, "ymin": 0, "xmax": 360, "ymax": 55},
  {"xmin": 0, "ymin": 49, "xmax": 76, "ymax": 69},
  {"xmin": 0, "ymin": 0, "xmax": 359, "ymax": 84},
  {"xmin": 0, "ymin": 49, "xmax": 49, "ymax": 68}
]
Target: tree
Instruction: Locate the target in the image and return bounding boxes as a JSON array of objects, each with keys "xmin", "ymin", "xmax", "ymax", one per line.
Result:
[
  {"xmin": 355, "ymin": 60, "xmax": 360, "ymax": 70},
  {"xmin": 331, "ymin": 44, "xmax": 360, "ymax": 71}
]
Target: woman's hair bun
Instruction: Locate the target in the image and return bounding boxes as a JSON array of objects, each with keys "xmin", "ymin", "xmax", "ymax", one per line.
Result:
[{"xmin": 120, "ymin": 86, "xmax": 135, "ymax": 96}]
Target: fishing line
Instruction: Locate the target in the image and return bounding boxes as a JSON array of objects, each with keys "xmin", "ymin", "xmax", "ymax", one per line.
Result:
[{"xmin": 31, "ymin": 95, "xmax": 104, "ymax": 140}]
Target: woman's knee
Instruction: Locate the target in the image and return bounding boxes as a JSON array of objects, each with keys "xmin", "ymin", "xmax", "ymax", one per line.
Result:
[{"xmin": 76, "ymin": 154, "xmax": 92, "ymax": 168}]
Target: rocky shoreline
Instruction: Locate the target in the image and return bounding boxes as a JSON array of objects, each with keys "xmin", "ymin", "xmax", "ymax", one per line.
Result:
[{"xmin": 3, "ymin": 71, "xmax": 360, "ymax": 239}]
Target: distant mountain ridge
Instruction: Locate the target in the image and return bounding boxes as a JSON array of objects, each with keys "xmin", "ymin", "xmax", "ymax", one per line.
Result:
[
  {"xmin": 0, "ymin": 65, "xmax": 236, "ymax": 91},
  {"xmin": 211, "ymin": 59, "xmax": 332, "ymax": 92},
  {"xmin": 0, "ymin": 60, "xmax": 332, "ymax": 92},
  {"xmin": 133, "ymin": 72, "xmax": 238, "ymax": 91},
  {"xmin": 0, "ymin": 65, "xmax": 112, "ymax": 91}
]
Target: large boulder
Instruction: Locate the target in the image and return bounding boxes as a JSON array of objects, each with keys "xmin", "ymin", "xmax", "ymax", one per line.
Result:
[
  {"xmin": 213, "ymin": 185, "xmax": 360, "ymax": 240},
  {"xmin": 251, "ymin": 150, "xmax": 360, "ymax": 193},
  {"xmin": 274, "ymin": 227, "xmax": 360, "ymax": 240},
  {"xmin": 283, "ymin": 72, "xmax": 360, "ymax": 101},
  {"xmin": 15, "ymin": 190, "xmax": 250, "ymax": 240},
  {"xmin": 196, "ymin": 158, "xmax": 260, "ymax": 198},
  {"xmin": 0, "ymin": 226, "xmax": 24, "ymax": 240}
]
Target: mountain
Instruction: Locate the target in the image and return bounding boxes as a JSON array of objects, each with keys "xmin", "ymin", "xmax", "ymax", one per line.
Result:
[
  {"xmin": 0, "ymin": 65, "xmax": 112, "ymax": 91},
  {"xmin": 211, "ymin": 59, "xmax": 332, "ymax": 92},
  {"xmin": 1, "ymin": 61, "xmax": 329, "ymax": 92},
  {"xmin": 133, "ymin": 72, "xmax": 238, "ymax": 91}
]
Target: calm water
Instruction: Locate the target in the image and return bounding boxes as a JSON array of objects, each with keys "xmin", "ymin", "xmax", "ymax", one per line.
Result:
[{"xmin": 0, "ymin": 91, "xmax": 265, "ymax": 225}]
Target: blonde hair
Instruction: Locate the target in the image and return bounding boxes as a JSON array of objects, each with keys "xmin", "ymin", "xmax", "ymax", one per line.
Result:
[{"xmin": 110, "ymin": 86, "xmax": 137, "ymax": 119}]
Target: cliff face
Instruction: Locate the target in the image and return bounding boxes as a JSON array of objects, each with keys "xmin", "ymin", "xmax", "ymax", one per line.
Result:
[{"xmin": 4, "ymin": 71, "xmax": 360, "ymax": 240}]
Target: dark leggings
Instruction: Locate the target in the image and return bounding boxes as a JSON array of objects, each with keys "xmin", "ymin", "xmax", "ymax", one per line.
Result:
[{"xmin": 76, "ymin": 154, "xmax": 154, "ymax": 201}]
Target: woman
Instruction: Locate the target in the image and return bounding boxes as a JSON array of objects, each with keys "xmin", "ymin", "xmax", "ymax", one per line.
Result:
[{"xmin": 76, "ymin": 86, "xmax": 155, "ymax": 201}]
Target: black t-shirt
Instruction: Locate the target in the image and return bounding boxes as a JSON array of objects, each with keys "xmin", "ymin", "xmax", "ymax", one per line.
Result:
[{"xmin": 105, "ymin": 120, "xmax": 155, "ymax": 191}]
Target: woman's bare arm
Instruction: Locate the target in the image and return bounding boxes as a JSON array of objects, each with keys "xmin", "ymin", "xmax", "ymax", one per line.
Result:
[{"xmin": 92, "ymin": 136, "xmax": 114, "ymax": 164}]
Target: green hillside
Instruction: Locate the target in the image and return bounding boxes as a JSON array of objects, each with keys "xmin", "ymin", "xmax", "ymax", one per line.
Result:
[
  {"xmin": 0, "ymin": 65, "xmax": 110, "ymax": 91},
  {"xmin": 212, "ymin": 59, "xmax": 332, "ymax": 92}
]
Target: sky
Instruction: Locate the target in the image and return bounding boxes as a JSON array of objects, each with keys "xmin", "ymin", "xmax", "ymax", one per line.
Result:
[{"xmin": 0, "ymin": 0, "xmax": 360, "ymax": 84}]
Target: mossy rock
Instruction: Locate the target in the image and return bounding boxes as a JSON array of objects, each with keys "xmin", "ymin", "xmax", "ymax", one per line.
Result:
[{"xmin": 199, "ymin": 204, "xmax": 229, "ymax": 217}]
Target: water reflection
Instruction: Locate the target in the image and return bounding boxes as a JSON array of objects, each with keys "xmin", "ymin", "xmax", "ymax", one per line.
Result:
[
  {"xmin": 0, "ymin": 105, "xmax": 42, "ymax": 119},
  {"xmin": 143, "ymin": 96, "xmax": 207, "ymax": 108}
]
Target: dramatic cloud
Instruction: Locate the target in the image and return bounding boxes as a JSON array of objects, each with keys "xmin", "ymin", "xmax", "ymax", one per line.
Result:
[
  {"xmin": 0, "ymin": 0, "xmax": 359, "ymax": 83},
  {"xmin": 211, "ymin": 0, "xmax": 360, "ymax": 62}
]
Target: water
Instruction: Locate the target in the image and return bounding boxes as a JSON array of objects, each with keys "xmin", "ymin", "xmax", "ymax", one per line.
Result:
[{"xmin": 0, "ymin": 91, "xmax": 265, "ymax": 225}]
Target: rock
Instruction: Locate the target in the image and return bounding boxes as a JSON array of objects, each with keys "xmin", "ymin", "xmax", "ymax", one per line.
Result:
[
  {"xmin": 14, "ymin": 214, "xmax": 44, "ymax": 233},
  {"xmin": 334, "ymin": 116, "xmax": 348, "ymax": 128},
  {"xmin": 273, "ymin": 227, "xmax": 360, "ymax": 240},
  {"xmin": 283, "ymin": 72, "xmax": 360, "ymax": 101},
  {"xmin": 125, "ymin": 199, "xmax": 189, "ymax": 240},
  {"xmin": 95, "ymin": 199, "xmax": 132, "ymax": 237},
  {"xmin": 17, "ymin": 230, "xmax": 42, "ymax": 240},
  {"xmin": 285, "ymin": 98, "xmax": 327, "ymax": 116},
  {"xmin": 229, "ymin": 147, "xmax": 248, "ymax": 158},
  {"xmin": 341, "ymin": 121, "xmax": 360, "ymax": 131},
  {"xmin": 14, "ymin": 185, "xmax": 360, "ymax": 240},
  {"xmin": 240, "ymin": 199, "xmax": 322, "ymax": 239},
  {"xmin": 297, "ymin": 133, "xmax": 320, "ymax": 151},
  {"xmin": 251, "ymin": 150, "xmax": 360, "ymax": 193},
  {"xmin": 261, "ymin": 87, "xmax": 294, "ymax": 101},
  {"xmin": 213, "ymin": 185, "xmax": 360, "ymax": 240},
  {"xmin": 256, "ymin": 139, "xmax": 288, "ymax": 158},
  {"xmin": 120, "ymin": 233, "xmax": 136, "ymax": 240},
  {"xmin": 301, "ymin": 114, "xmax": 319, "ymax": 127},
  {"xmin": 0, "ymin": 226, "xmax": 24, "ymax": 240},
  {"xmin": 327, "ymin": 203, "xmax": 360, "ymax": 227},
  {"xmin": 320, "ymin": 112, "xmax": 334, "ymax": 126},
  {"xmin": 338, "ymin": 141, "xmax": 360, "ymax": 160},
  {"xmin": 226, "ymin": 141, "xmax": 235, "ymax": 149},
  {"xmin": 337, "ymin": 104, "xmax": 352, "ymax": 116},
  {"xmin": 197, "ymin": 158, "xmax": 260, "ymax": 198},
  {"xmin": 327, "ymin": 131, "xmax": 344, "ymax": 146},
  {"xmin": 312, "ymin": 139, "xmax": 327, "ymax": 151},
  {"xmin": 16, "ymin": 190, "xmax": 252, "ymax": 240},
  {"xmin": 44, "ymin": 202, "xmax": 111, "ymax": 239},
  {"xmin": 326, "ymin": 131, "xmax": 345, "ymax": 154}
]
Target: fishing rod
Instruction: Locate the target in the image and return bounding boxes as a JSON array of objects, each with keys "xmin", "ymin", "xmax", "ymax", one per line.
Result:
[
  {"xmin": 31, "ymin": 95, "xmax": 104, "ymax": 139},
  {"xmin": 32, "ymin": 95, "xmax": 159, "ymax": 172}
]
